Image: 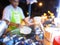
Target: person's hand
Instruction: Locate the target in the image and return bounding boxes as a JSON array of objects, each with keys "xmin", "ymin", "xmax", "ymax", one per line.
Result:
[
  {"xmin": 27, "ymin": 23, "xmax": 34, "ymax": 26},
  {"xmin": 16, "ymin": 24, "xmax": 20, "ymax": 28},
  {"xmin": 19, "ymin": 25, "xmax": 23, "ymax": 28},
  {"xmin": 16, "ymin": 24, "xmax": 23, "ymax": 28}
]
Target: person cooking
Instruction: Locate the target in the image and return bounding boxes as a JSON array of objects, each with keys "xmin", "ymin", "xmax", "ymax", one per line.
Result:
[{"xmin": 2, "ymin": 0, "xmax": 33, "ymax": 36}]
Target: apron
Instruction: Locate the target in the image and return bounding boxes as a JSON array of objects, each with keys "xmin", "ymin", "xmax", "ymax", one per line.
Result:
[{"xmin": 9, "ymin": 9, "xmax": 23, "ymax": 36}]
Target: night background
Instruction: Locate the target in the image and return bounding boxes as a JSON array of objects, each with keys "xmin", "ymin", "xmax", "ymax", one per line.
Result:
[{"xmin": 0, "ymin": 0, "xmax": 59, "ymax": 19}]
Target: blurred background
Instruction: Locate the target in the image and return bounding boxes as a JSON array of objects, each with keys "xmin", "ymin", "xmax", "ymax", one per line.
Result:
[
  {"xmin": 0, "ymin": 0, "xmax": 60, "ymax": 45},
  {"xmin": 0, "ymin": 0, "xmax": 59, "ymax": 19}
]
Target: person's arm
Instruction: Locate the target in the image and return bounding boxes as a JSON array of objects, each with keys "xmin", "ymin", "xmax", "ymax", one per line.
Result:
[
  {"xmin": 3, "ymin": 19, "xmax": 20, "ymax": 28},
  {"xmin": 19, "ymin": 8, "xmax": 35, "ymax": 26},
  {"xmin": 24, "ymin": 17, "xmax": 35, "ymax": 26}
]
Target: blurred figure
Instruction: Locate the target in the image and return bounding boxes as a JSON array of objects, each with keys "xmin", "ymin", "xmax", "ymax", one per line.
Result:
[{"xmin": 2, "ymin": 0, "xmax": 32, "ymax": 36}]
